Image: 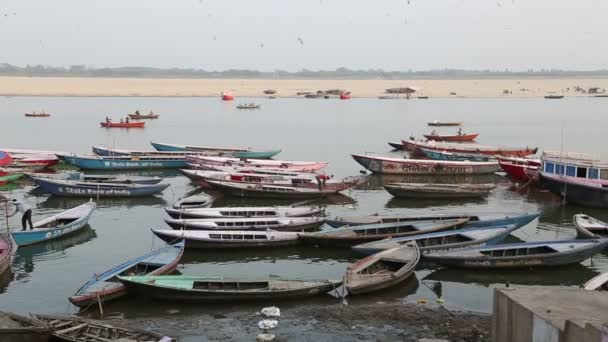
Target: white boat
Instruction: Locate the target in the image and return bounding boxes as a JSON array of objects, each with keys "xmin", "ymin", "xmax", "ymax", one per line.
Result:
[
  {"xmin": 171, "ymin": 194, "xmax": 214, "ymax": 209},
  {"xmin": 164, "ymin": 217, "xmax": 324, "ymax": 231},
  {"xmin": 573, "ymin": 214, "xmax": 608, "ymax": 238},
  {"xmin": 164, "ymin": 206, "xmax": 323, "ymax": 219},
  {"xmin": 152, "ymin": 229, "xmax": 299, "ymax": 248}
]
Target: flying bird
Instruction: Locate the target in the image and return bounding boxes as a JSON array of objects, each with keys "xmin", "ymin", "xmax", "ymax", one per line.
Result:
[{"xmin": 297, "ymin": 37, "xmax": 304, "ymax": 45}]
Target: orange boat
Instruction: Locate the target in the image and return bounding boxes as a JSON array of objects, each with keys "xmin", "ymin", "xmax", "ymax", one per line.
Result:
[
  {"xmin": 100, "ymin": 121, "xmax": 145, "ymax": 128},
  {"xmin": 340, "ymin": 92, "xmax": 352, "ymax": 100},
  {"xmin": 423, "ymin": 132, "xmax": 479, "ymax": 142}
]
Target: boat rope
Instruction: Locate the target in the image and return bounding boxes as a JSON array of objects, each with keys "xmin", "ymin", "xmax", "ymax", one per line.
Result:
[{"xmin": 515, "ymin": 178, "xmax": 534, "ymax": 193}]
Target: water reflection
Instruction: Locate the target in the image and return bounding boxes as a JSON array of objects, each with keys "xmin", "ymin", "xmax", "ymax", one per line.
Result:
[
  {"xmin": 11, "ymin": 227, "xmax": 97, "ymax": 283},
  {"xmin": 182, "ymin": 245, "xmax": 352, "ymax": 265},
  {"xmin": 36, "ymin": 194, "xmax": 167, "ymax": 209},
  {"xmin": 357, "ymin": 174, "xmax": 502, "ymax": 190},
  {"xmin": 0, "ymin": 270, "xmax": 13, "ymax": 294},
  {"xmin": 385, "ymin": 196, "xmax": 488, "ymax": 209}
]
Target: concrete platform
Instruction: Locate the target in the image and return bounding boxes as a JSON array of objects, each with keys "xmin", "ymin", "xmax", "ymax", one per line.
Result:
[{"xmin": 492, "ymin": 287, "xmax": 608, "ymax": 342}]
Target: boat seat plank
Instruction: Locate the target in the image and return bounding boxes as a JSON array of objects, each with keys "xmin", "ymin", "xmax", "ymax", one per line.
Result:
[{"xmin": 55, "ymin": 322, "xmax": 89, "ymax": 334}]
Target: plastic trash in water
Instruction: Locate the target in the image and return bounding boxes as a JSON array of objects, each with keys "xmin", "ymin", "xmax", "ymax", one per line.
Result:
[{"xmin": 260, "ymin": 306, "xmax": 281, "ymax": 318}]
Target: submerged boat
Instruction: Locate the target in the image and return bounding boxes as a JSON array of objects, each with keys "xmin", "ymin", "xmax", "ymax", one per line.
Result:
[
  {"xmin": 24, "ymin": 112, "xmax": 51, "ymax": 118},
  {"xmin": 573, "ymin": 214, "xmax": 608, "ymax": 238},
  {"xmin": 544, "ymin": 94, "xmax": 564, "ymax": 99},
  {"xmin": 582, "ymin": 272, "xmax": 608, "ymax": 291},
  {"xmin": 427, "ymin": 121, "xmax": 463, "ymax": 126},
  {"xmin": 118, "ymin": 275, "xmax": 341, "ymax": 302},
  {"xmin": 57, "ymin": 153, "xmax": 187, "ymax": 170},
  {"xmin": 423, "ymin": 132, "xmax": 479, "ymax": 142},
  {"xmin": 205, "ymin": 178, "xmax": 357, "ymax": 199},
  {"xmin": 0, "ymin": 233, "xmax": 15, "ymax": 276},
  {"xmin": 384, "ymin": 183, "xmax": 495, "ymax": 199},
  {"xmin": 345, "ymin": 243, "xmax": 419, "ymax": 295},
  {"xmin": 402, "ymin": 139, "xmax": 538, "ymax": 157},
  {"xmin": 152, "ymin": 229, "xmax": 299, "ymax": 249},
  {"xmin": 424, "ymin": 239, "xmax": 608, "ymax": 268},
  {"xmin": 30, "ymin": 171, "xmax": 162, "ymax": 185},
  {"xmin": 352, "ymin": 213, "xmax": 540, "ymax": 256},
  {"xmin": 100, "ymin": 121, "xmax": 145, "ymax": 128},
  {"xmin": 164, "ymin": 217, "xmax": 324, "ymax": 232},
  {"xmin": 165, "ymin": 206, "xmax": 322, "ymax": 219},
  {"xmin": 236, "ymin": 103, "xmax": 261, "ymax": 109},
  {"xmin": 351, "ymin": 154, "xmax": 500, "ymax": 175},
  {"xmin": 188, "ymin": 156, "xmax": 328, "ymax": 172},
  {"xmin": 325, "ymin": 214, "xmax": 480, "ymax": 228},
  {"xmin": 34, "ymin": 314, "xmax": 173, "ymax": 341},
  {"xmin": 538, "ymin": 151, "xmax": 608, "ymax": 208},
  {"xmin": 418, "ymin": 148, "xmax": 490, "ymax": 162},
  {"xmin": 128, "ymin": 112, "xmax": 160, "ymax": 119},
  {"xmin": 151, "ymin": 142, "xmax": 281, "ymax": 159},
  {"xmin": 11, "ymin": 201, "xmax": 96, "ymax": 246},
  {"xmin": 32, "ymin": 177, "xmax": 169, "ymax": 197},
  {"xmin": 171, "ymin": 194, "xmax": 214, "ymax": 209},
  {"xmin": 69, "ymin": 241, "xmax": 185, "ymax": 308},
  {"xmin": 0, "ymin": 311, "xmax": 50, "ymax": 342},
  {"xmin": 498, "ymin": 156, "xmax": 541, "ymax": 181},
  {"xmin": 93, "ymin": 145, "xmax": 282, "ymax": 160},
  {"xmin": 299, "ymin": 218, "xmax": 470, "ymax": 247}
]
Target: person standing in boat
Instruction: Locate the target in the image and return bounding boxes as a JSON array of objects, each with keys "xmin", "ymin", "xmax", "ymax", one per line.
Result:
[
  {"xmin": 8, "ymin": 198, "xmax": 33, "ymax": 230},
  {"xmin": 458, "ymin": 128, "xmax": 463, "ymax": 136},
  {"xmin": 125, "ymin": 117, "xmax": 130, "ymax": 123}
]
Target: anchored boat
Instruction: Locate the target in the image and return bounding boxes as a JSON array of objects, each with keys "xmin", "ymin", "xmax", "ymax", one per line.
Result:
[
  {"xmin": 384, "ymin": 183, "xmax": 495, "ymax": 199},
  {"xmin": 402, "ymin": 139, "xmax": 538, "ymax": 157},
  {"xmin": 152, "ymin": 229, "xmax": 300, "ymax": 249},
  {"xmin": 32, "ymin": 177, "xmax": 169, "ymax": 197},
  {"xmin": 351, "ymin": 154, "xmax": 500, "ymax": 175},
  {"xmin": 165, "ymin": 206, "xmax": 322, "ymax": 219},
  {"xmin": 58, "ymin": 153, "xmax": 187, "ymax": 170},
  {"xmin": 164, "ymin": 216, "xmax": 324, "ymax": 232},
  {"xmin": 573, "ymin": 214, "xmax": 608, "ymax": 238},
  {"xmin": 151, "ymin": 142, "xmax": 281, "ymax": 159}
]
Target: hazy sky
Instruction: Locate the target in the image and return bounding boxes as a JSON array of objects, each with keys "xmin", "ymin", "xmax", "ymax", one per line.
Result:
[{"xmin": 1, "ymin": 0, "xmax": 606, "ymax": 71}]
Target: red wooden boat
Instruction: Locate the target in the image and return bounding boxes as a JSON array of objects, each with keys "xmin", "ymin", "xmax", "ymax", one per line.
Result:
[
  {"xmin": 100, "ymin": 121, "xmax": 145, "ymax": 128},
  {"xmin": 340, "ymin": 92, "xmax": 352, "ymax": 100},
  {"xmin": 221, "ymin": 91, "xmax": 235, "ymax": 101},
  {"xmin": 402, "ymin": 139, "xmax": 538, "ymax": 157},
  {"xmin": 423, "ymin": 132, "xmax": 479, "ymax": 142},
  {"xmin": 498, "ymin": 156, "xmax": 540, "ymax": 181}
]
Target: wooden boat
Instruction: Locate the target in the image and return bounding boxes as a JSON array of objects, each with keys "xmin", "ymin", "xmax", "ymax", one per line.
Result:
[
  {"xmin": 181, "ymin": 169, "xmax": 320, "ymax": 188},
  {"xmin": 384, "ymin": 183, "xmax": 495, "ymax": 199},
  {"xmin": 128, "ymin": 112, "xmax": 159, "ymax": 119},
  {"xmin": 184, "ymin": 165, "xmax": 320, "ymax": 178},
  {"xmin": 236, "ymin": 103, "xmax": 261, "ymax": 109},
  {"xmin": 325, "ymin": 214, "xmax": 480, "ymax": 228},
  {"xmin": 94, "ymin": 145, "xmax": 281, "ymax": 160},
  {"xmin": 539, "ymin": 172, "xmax": 608, "ymax": 208},
  {"xmin": 424, "ymin": 239, "xmax": 608, "ymax": 268},
  {"xmin": 34, "ymin": 314, "xmax": 173, "ymax": 341},
  {"xmin": 388, "ymin": 142, "xmax": 405, "ymax": 150},
  {"xmin": 8, "ymin": 153, "xmax": 59, "ymax": 168},
  {"xmin": 538, "ymin": 151, "xmax": 608, "ymax": 207},
  {"xmin": 0, "ymin": 173, "xmax": 23, "ymax": 185},
  {"xmin": 582, "ymin": 272, "xmax": 608, "ymax": 291},
  {"xmin": 573, "ymin": 214, "xmax": 608, "ymax": 238},
  {"xmin": 30, "ymin": 171, "xmax": 162, "ymax": 185},
  {"xmin": 0, "ymin": 311, "xmax": 50, "ymax": 342},
  {"xmin": 171, "ymin": 194, "xmax": 213, "ymax": 209},
  {"xmin": 423, "ymin": 132, "xmax": 479, "ymax": 142},
  {"xmin": 418, "ymin": 148, "xmax": 490, "ymax": 162},
  {"xmin": 351, "ymin": 154, "xmax": 500, "ymax": 175},
  {"xmin": 69, "ymin": 241, "xmax": 185, "ymax": 308},
  {"xmin": 57, "ymin": 153, "xmax": 187, "ymax": 170},
  {"xmin": 352, "ymin": 213, "xmax": 540, "ymax": 256},
  {"xmin": 402, "ymin": 139, "xmax": 538, "ymax": 157},
  {"xmin": 0, "ymin": 151, "xmax": 12, "ymax": 166},
  {"xmin": 150, "ymin": 142, "xmax": 282, "ymax": 159},
  {"xmin": 340, "ymin": 92, "xmax": 352, "ymax": 100},
  {"xmin": 544, "ymin": 95, "xmax": 564, "ymax": 99},
  {"xmin": 100, "ymin": 121, "xmax": 145, "ymax": 128},
  {"xmin": 164, "ymin": 217, "xmax": 324, "ymax": 232},
  {"xmin": 24, "ymin": 112, "xmax": 50, "ymax": 117},
  {"xmin": 299, "ymin": 218, "xmax": 470, "ymax": 247},
  {"xmin": 152, "ymin": 229, "xmax": 299, "ymax": 249},
  {"xmin": 187, "ymin": 156, "xmax": 328, "ymax": 172},
  {"xmin": 345, "ymin": 243, "xmax": 419, "ymax": 295},
  {"xmin": 205, "ymin": 178, "xmax": 358, "ymax": 199},
  {"xmin": 0, "ymin": 233, "xmax": 15, "ymax": 276},
  {"xmin": 427, "ymin": 121, "xmax": 463, "ymax": 126},
  {"xmin": 118, "ymin": 275, "xmax": 341, "ymax": 302},
  {"xmin": 497, "ymin": 156, "xmax": 541, "ymax": 181},
  {"xmin": 165, "ymin": 206, "xmax": 322, "ymax": 219},
  {"xmin": 11, "ymin": 201, "xmax": 96, "ymax": 246},
  {"xmin": 32, "ymin": 177, "xmax": 169, "ymax": 197},
  {"xmin": 221, "ymin": 91, "xmax": 234, "ymax": 101}
]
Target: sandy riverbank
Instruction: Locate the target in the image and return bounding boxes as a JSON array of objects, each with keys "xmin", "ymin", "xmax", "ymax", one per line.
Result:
[{"xmin": 0, "ymin": 76, "xmax": 607, "ymax": 98}]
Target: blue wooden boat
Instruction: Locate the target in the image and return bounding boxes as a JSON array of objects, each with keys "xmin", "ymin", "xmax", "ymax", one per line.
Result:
[
  {"xmin": 57, "ymin": 153, "xmax": 188, "ymax": 170},
  {"xmin": 352, "ymin": 213, "xmax": 540, "ymax": 256},
  {"xmin": 424, "ymin": 239, "xmax": 608, "ymax": 268},
  {"xmin": 32, "ymin": 177, "xmax": 169, "ymax": 197},
  {"xmin": 418, "ymin": 147, "xmax": 490, "ymax": 162},
  {"xmin": 150, "ymin": 142, "xmax": 281, "ymax": 159},
  {"xmin": 11, "ymin": 201, "xmax": 96, "ymax": 246},
  {"xmin": 68, "ymin": 240, "xmax": 185, "ymax": 308}
]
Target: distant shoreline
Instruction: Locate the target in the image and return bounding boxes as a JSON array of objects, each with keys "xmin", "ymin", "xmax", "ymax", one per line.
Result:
[{"xmin": 0, "ymin": 76, "xmax": 606, "ymax": 98}]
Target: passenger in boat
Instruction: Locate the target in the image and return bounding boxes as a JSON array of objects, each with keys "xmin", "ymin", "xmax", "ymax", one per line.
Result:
[
  {"xmin": 120, "ymin": 118, "xmax": 124, "ymax": 124},
  {"xmin": 458, "ymin": 128, "xmax": 463, "ymax": 136},
  {"xmin": 8, "ymin": 199, "xmax": 33, "ymax": 230},
  {"xmin": 125, "ymin": 117, "xmax": 130, "ymax": 123},
  {"xmin": 135, "ymin": 110, "xmax": 141, "ymax": 115},
  {"xmin": 430, "ymin": 129, "xmax": 438, "ymax": 136},
  {"xmin": 105, "ymin": 116, "xmax": 111, "ymax": 123}
]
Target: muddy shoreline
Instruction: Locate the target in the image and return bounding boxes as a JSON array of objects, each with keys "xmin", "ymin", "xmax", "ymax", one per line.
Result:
[{"xmin": 102, "ymin": 301, "xmax": 490, "ymax": 341}]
